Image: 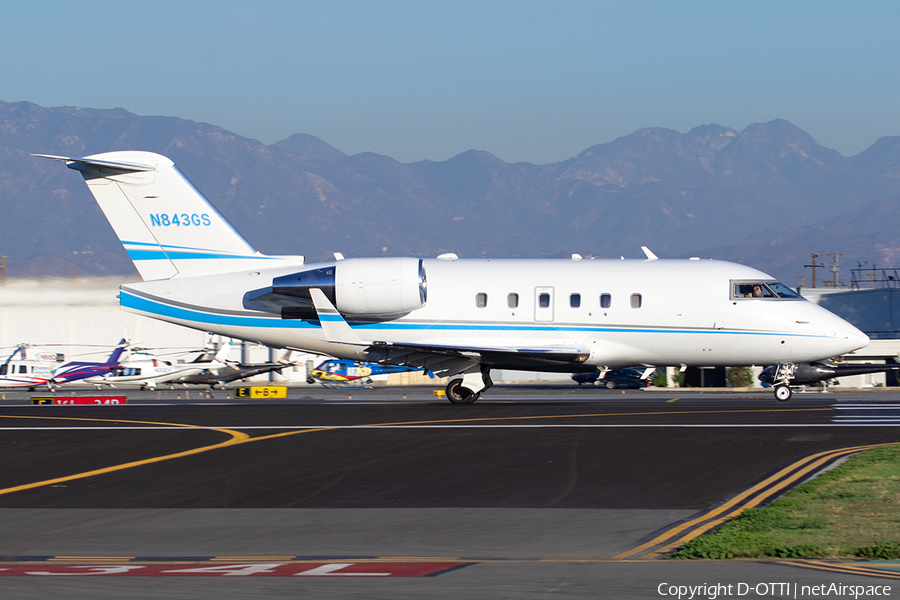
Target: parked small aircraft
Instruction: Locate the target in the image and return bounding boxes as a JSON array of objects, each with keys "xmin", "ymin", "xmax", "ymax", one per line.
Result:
[
  {"xmin": 759, "ymin": 360, "xmax": 900, "ymax": 387},
  {"xmin": 307, "ymin": 358, "xmax": 423, "ymax": 388},
  {"xmin": 39, "ymin": 151, "xmax": 870, "ymax": 403}
]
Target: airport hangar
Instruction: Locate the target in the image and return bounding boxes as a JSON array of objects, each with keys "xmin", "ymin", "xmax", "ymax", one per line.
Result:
[{"xmin": 1, "ymin": 276, "xmax": 898, "ymax": 389}]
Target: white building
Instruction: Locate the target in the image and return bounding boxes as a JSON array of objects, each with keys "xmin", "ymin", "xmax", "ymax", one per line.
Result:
[{"xmin": 0, "ymin": 277, "xmax": 317, "ymax": 385}]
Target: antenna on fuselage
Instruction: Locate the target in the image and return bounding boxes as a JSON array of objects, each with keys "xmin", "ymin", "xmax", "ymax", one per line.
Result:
[{"xmin": 641, "ymin": 246, "xmax": 659, "ymax": 260}]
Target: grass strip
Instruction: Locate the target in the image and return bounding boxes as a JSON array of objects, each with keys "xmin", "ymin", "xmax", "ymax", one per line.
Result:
[{"xmin": 669, "ymin": 445, "xmax": 900, "ymax": 559}]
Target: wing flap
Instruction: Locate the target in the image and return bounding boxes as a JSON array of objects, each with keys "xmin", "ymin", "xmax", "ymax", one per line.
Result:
[{"xmin": 364, "ymin": 341, "xmax": 590, "ymax": 376}]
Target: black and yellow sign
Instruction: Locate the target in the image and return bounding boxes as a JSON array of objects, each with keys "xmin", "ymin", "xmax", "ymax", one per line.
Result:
[
  {"xmin": 234, "ymin": 386, "xmax": 288, "ymax": 399},
  {"xmin": 31, "ymin": 397, "xmax": 54, "ymax": 405}
]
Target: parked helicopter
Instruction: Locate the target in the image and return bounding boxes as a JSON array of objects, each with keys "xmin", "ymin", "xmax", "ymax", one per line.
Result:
[
  {"xmin": 1, "ymin": 342, "xmax": 126, "ymax": 390},
  {"xmin": 307, "ymin": 358, "xmax": 424, "ymax": 388},
  {"xmin": 177, "ymin": 348, "xmax": 296, "ymax": 388},
  {"xmin": 84, "ymin": 343, "xmax": 231, "ymax": 390}
]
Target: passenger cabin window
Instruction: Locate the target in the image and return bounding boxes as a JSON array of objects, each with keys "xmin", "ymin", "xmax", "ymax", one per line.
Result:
[
  {"xmin": 476, "ymin": 292, "xmax": 488, "ymax": 308},
  {"xmin": 570, "ymin": 293, "xmax": 581, "ymax": 308},
  {"xmin": 507, "ymin": 293, "xmax": 519, "ymax": 308},
  {"xmin": 18, "ymin": 365, "xmax": 27, "ymax": 374},
  {"xmin": 113, "ymin": 367, "xmax": 142, "ymax": 377},
  {"xmin": 630, "ymin": 293, "xmax": 642, "ymax": 308},
  {"xmin": 732, "ymin": 282, "xmax": 801, "ymax": 299},
  {"xmin": 539, "ymin": 292, "xmax": 550, "ymax": 308},
  {"xmin": 600, "ymin": 293, "xmax": 611, "ymax": 308}
]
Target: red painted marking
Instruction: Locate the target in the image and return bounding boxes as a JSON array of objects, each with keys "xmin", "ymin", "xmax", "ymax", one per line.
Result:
[
  {"xmin": 52, "ymin": 397, "xmax": 126, "ymax": 405},
  {"xmin": 0, "ymin": 562, "xmax": 466, "ymax": 577}
]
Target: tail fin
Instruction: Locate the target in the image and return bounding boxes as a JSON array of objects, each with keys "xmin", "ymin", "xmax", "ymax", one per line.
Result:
[
  {"xmin": 105, "ymin": 339, "xmax": 128, "ymax": 366},
  {"xmin": 35, "ymin": 151, "xmax": 302, "ymax": 280}
]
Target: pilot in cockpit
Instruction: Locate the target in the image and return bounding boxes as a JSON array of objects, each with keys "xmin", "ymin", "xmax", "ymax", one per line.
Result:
[
  {"xmin": 735, "ymin": 283, "xmax": 770, "ymax": 298},
  {"xmin": 735, "ymin": 281, "xmax": 801, "ymax": 299}
]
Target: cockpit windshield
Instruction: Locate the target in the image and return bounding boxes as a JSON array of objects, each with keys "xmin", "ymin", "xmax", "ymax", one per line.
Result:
[
  {"xmin": 732, "ymin": 281, "xmax": 802, "ymax": 300},
  {"xmin": 766, "ymin": 282, "xmax": 801, "ymax": 298}
]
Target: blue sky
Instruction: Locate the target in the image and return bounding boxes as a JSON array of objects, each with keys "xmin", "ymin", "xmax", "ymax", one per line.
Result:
[{"xmin": 3, "ymin": 1, "xmax": 899, "ymax": 163}]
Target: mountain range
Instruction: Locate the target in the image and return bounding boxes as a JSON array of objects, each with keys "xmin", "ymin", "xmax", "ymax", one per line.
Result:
[{"xmin": 3, "ymin": 100, "xmax": 900, "ymax": 285}]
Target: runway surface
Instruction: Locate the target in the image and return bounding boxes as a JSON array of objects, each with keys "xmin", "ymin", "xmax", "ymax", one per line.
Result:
[{"xmin": 0, "ymin": 385, "xmax": 898, "ymax": 598}]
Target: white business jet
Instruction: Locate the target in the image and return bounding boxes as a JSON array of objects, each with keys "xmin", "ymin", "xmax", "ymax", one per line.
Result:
[{"xmin": 36, "ymin": 151, "xmax": 868, "ymax": 403}]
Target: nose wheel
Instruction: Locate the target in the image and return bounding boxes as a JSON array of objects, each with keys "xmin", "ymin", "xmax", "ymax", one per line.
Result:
[
  {"xmin": 774, "ymin": 385, "xmax": 792, "ymax": 402},
  {"xmin": 769, "ymin": 363, "xmax": 797, "ymax": 402}
]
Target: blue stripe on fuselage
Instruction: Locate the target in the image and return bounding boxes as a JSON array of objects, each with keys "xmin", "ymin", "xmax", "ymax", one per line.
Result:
[{"xmin": 119, "ymin": 289, "xmax": 826, "ymax": 339}]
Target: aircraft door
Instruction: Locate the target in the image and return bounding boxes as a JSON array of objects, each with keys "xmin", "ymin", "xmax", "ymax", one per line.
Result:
[{"xmin": 534, "ymin": 287, "xmax": 554, "ymax": 322}]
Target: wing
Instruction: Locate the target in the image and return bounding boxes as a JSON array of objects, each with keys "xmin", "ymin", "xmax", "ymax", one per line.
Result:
[
  {"xmin": 363, "ymin": 341, "xmax": 590, "ymax": 377},
  {"xmin": 308, "ymin": 287, "xmax": 590, "ymax": 377}
]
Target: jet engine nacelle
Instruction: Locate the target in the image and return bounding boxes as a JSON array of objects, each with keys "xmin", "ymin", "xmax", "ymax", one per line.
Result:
[
  {"xmin": 272, "ymin": 257, "xmax": 426, "ymax": 316},
  {"xmin": 335, "ymin": 257, "xmax": 426, "ymax": 315}
]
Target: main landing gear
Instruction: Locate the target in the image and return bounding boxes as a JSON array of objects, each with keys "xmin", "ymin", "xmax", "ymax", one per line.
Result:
[
  {"xmin": 446, "ymin": 367, "xmax": 493, "ymax": 404},
  {"xmin": 772, "ymin": 363, "xmax": 796, "ymax": 402}
]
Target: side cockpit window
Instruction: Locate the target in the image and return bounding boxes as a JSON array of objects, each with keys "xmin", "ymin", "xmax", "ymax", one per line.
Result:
[{"xmin": 732, "ymin": 281, "xmax": 801, "ymax": 299}]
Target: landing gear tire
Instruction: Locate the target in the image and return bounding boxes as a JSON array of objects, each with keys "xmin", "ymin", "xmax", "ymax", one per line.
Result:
[
  {"xmin": 446, "ymin": 379, "xmax": 480, "ymax": 404},
  {"xmin": 774, "ymin": 385, "xmax": 792, "ymax": 402},
  {"xmin": 605, "ymin": 380, "xmax": 616, "ymax": 389}
]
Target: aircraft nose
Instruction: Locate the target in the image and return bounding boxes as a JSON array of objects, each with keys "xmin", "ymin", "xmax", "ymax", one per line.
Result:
[
  {"xmin": 842, "ymin": 324, "xmax": 870, "ymax": 353},
  {"xmin": 816, "ymin": 306, "xmax": 869, "ymax": 355}
]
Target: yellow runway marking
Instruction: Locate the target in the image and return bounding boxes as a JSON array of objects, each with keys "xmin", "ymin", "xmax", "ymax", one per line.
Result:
[
  {"xmin": 613, "ymin": 441, "xmax": 900, "ymax": 559},
  {"xmin": 347, "ymin": 407, "xmax": 832, "ymax": 428},
  {"xmin": 0, "ymin": 414, "xmax": 254, "ymax": 498},
  {"xmin": 666, "ymin": 398, "xmax": 679, "ymax": 403},
  {"xmin": 0, "ymin": 406, "xmax": 834, "ymax": 500}
]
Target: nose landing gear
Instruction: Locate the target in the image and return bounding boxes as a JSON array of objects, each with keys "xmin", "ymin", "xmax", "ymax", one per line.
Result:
[
  {"xmin": 774, "ymin": 384, "xmax": 792, "ymax": 402},
  {"xmin": 772, "ymin": 363, "xmax": 796, "ymax": 402}
]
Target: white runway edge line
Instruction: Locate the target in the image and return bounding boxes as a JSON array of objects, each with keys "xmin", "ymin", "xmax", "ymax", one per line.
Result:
[
  {"xmin": 833, "ymin": 403, "xmax": 900, "ymax": 424},
  {"xmin": 0, "ymin": 423, "xmax": 899, "ymax": 431},
  {"xmin": 833, "ymin": 404, "xmax": 900, "ymax": 409}
]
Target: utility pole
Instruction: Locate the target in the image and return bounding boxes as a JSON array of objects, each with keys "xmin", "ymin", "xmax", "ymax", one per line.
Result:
[
  {"xmin": 804, "ymin": 253, "xmax": 822, "ymax": 288},
  {"xmin": 0, "ymin": 255, "xmax": 5, "ymax": 285},
  {"xmin": 820, "ymin": 252, "xmax": 844, "ymax": 288}
]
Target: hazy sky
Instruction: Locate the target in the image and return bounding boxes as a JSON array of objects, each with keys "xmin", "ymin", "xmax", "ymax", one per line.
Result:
[{"xmin": 3, "ymin": 1, "xmax": 899, "ymax": 163}]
